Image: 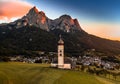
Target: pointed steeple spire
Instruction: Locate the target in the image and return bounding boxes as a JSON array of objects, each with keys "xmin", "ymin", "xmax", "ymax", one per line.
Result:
[{"xmin": 58, "ymin": 34, "xmax": 64, "ymax": 45}]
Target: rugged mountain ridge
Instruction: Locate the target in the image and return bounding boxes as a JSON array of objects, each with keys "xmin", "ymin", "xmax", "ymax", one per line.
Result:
[
  {"xmin": 22, "ymin": 6, "xmax": 49, "ymax": 31},
  {"xmin": 0, "ymin": 6, "xmax": 120, "ymax": 56},
  {"xmin": 9, "ymin": 6, "xmax": 82, "ymax": 32}
]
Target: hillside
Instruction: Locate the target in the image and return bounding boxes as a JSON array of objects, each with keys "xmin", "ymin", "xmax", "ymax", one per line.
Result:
[
  {"xmin": 0, "ymin": 6, "xmax": 120, "ymax": 56},
  {"xmin": 1, "ymin": 25, "xmax": 120, "ymax": 56},
  {"xmin": 0, "ymin": 62, "xmax": 117, "ymax": 84}
]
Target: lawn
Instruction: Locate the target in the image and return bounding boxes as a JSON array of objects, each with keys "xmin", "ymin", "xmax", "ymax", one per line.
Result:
[{"xmin": 0, "ymin": 62, "xmax": 118, "ymax": 84}]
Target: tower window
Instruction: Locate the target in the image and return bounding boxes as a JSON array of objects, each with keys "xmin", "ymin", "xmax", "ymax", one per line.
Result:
[
  {"xmin": 60, "ymin": 50, "xmax": 62, "ymax": 52},
  {"xmin": 60, "ymin": 54, "xmax": 62, "ymax": 56}
]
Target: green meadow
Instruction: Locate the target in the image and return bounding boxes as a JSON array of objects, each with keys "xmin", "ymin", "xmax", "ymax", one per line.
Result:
[{"xmin": 0, "ymin": 62, "xmax": 119, "ymax": 84}]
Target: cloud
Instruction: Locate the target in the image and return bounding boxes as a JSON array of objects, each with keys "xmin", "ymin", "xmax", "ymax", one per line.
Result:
[{"xmin": 0, "ymin": 0, "xmax": 33, "ymax": 23}]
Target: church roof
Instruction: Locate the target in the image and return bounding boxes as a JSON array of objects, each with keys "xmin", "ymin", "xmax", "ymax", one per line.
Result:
[{"xmin": 58, "ymin": 39, "xmax": 64, "ymax": 44}]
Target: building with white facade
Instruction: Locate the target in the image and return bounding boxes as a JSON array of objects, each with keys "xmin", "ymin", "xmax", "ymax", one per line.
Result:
[{"xmin": 51, "ymin": 35, "xmax": 71, "ymax": 69}]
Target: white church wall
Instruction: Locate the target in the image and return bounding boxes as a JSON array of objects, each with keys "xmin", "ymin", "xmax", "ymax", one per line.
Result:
[
  {"xmin": 51, "ymin": 63, "xmax": 57, "ymax": 67},
  {"xmin": 64, "ymin": 64, "xmax": 71, "ymax": 69},
  {"xmin": 58, "ymin": 45, "xmax": 64, "ymax": 68},
  {"xmin": 51, "ymin": 35, "xmax": 71, "ymax": 69}
]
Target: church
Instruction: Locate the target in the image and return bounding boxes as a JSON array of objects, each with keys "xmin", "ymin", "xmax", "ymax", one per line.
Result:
[{"xmin": 51, "ymin": 35, "xmax": 71, "ymax": 69}]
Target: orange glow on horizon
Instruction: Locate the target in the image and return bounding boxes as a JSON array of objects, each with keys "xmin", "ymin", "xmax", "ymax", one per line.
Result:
[{"xmin": 81, "ymin": 22, "xmax": 120, "ymax": 41}]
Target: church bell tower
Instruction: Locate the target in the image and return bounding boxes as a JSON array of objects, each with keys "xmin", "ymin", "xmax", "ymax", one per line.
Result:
[{"xmin": 58, "ymin": 35, "xmax": 64, "ymax": 68}]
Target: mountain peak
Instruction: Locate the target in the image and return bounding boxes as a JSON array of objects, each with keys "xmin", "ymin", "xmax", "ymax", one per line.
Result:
[
  {"xmin": 28, "ymin": 6, "xmax": 39, "ymax": 15},
  {"xmin": 32, "ymin": 6, "xmax": 39, "ymax": 13},
  {"xmin": 53, "ymin": 14, "xmax": 82, "ymax": 32},
  {"xmin": 39, "ymin": 11, "xmax": 45, "ymax": 17},
  {"xmin": 59, "ymin": 14, "xmax": 72, "ymax": 19},
  {"xmin": 21, "ymin": 6, "xmax": 49, "ymax": 31},
  {"xmin": 73, "ymin": 19, "xmax": 81, "ymax": 30}
]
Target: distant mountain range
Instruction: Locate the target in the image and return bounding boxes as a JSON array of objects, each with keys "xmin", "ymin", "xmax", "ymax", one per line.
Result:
[{"xmin": 0, "ymin": 6, "xmax": 120, "ymax": 56}]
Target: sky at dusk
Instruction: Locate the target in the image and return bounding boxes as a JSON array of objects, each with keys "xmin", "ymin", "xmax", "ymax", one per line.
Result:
[{"xmin": 0, "ymin": 0, "xmax": 120, "ymax": 40}]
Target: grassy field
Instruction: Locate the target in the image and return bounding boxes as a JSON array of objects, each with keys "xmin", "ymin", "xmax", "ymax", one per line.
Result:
[{"xmin": 0, "ymin": 62, "xmax": 119, "ymax": 84}]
